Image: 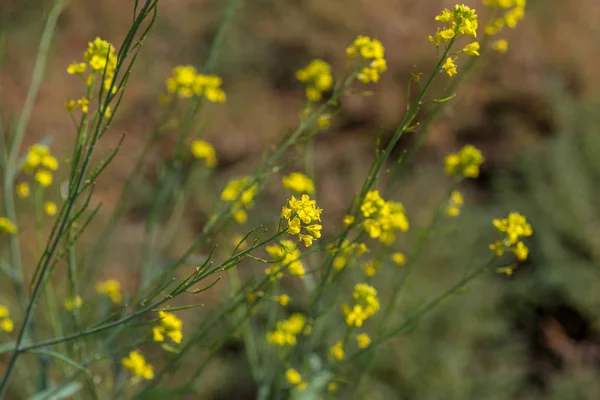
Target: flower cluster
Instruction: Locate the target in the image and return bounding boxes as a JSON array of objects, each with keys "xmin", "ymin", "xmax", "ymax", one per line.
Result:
[
  {"xmin": 330, "ymin": 341, "xmax": 345, "ymax": 361},
  {"xmin": 0, "ymin": 305, "xmax": 14, "ymax": 333},
  {"xmin": 122, "ymin": 350, "xmax": 154, "ymax": 380},
  {"xmin": 267, "ymin": 313, "xmax": 307, "ymax": 347},
  {"xmin": 444, "ymin": 145, "xmax": 485, "ymax": 178},
  {"xmin": 190, "ymin": 139, "xmax": 217, "ymax": 167},
  {"xmin": 286, "ymin": 368, "xmax": 307, "ymax": 391},
  {"xmin": 67, "ymin": 37, "xmax": 118, "ymax": 93},
  {"xmin": 360, "ymin": 190, "xmax": 409, "ymax": 245},
  {"xmin": 483, "ymin": 0, "xmax": 526, "ymax": 35},
  {"xmin": 281, "ymin": 195, "xmax": 323, "ymax": 247},
  {"xmin": 330, "ymin": 240, "xmax": 368, "ymax": 271},
  {"xmin": 221, "ymin": 177, "xmax": 258, "ymax": 224},
  {"xmin": 356, "ymin": 333, "xmax": 371, "ymax": 349},
  {"xmin": 96, "ymin": 280, "xmax": 122, "ymax": 304},
  {"xmin": 430, "ymin": 5, "xmax": 480, "ymax": 77},
  {"xmin": 489, "ymin": 212, "xmax": 532, "ymax": 261},
  {"xmin": 342, "ymin": 283, "xmax": 380, "ymax": 327},
  {"xmin": 0, "ymin": 217, "xmax": 18, "ymax": 235},
  {"xmin": 265, "ymin": 240, "xmax": 306, "ymax": 278},
  {"xmin": 282, "ymin": 172, "xmax": 314, "ymax": 194},
  {"xmin": 346, "ymin": 35, "xmax": 388, "ymax": 83},
  {"xmin": 391, "ymin": 252, "xmax": 406, "ymax": 266},
  {"xmin": 44, "ymin": 201, "xmax": 57, "ymax": 216},
  {"xmin": 165, "ymin": 65, "xmax": 226, "ymax": 103},
  {"xmin": 22, "ymin": 144, "xmax": 59, "ymax": 187},
  {"xmin": 152, "ymin": 310, "xmax": 183, "ymax": 344},
  {"xmin": 363, "ymin": 260, "xmax": 381, "ymax": 277},
  {"xmin": 64, "ymin": 296, "xmax": 82, "ymax": 312},
  {"xmin": 446, "ymin": 190, "xmax": 464, "ymax": 217},
  {"xmin": 296, "ymin": 59, "xmax": 333, "ymax": 102}
]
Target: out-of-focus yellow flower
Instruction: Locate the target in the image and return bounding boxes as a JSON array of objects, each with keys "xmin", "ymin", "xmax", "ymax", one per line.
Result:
[
  {"xmin": 491, "ymin": 39, "xmax": 509, "ymax": 53},
  {"xmin": 0, "ymin": 305, "xmax": 14, "ymax": 332},
  {"xmin": 276, "ymin": 294, "xmax": 290, "ymax": 306},
  {"xmin": 444, "ymin": 145, "xmax": 484, "ymax": 178},
  {"xmin": 165, "ymin": 66, "xmax": 227, "ymax": 102},
  {"xmin": 152, "ymin": 310, "xmax": 183, "ymax": 345},
  {"xmin": 190, "ymin": 139, "xmax": 217, "ymax": 167},
  {"xmin": 96, "ymin": 280, "xmax": 122, "ymax": 304},
  {"xmin": 282, "ymin": 172, "xmax": 314, "ymax": 194},
  {"xmin": 360, "ymin": 190, "xmax": 408, "ymax": 245},
  {"xmin": 483, "ymin": 0, "xmax": 526, "ymax": 34},
  {"xmin": 342, "ymin": 283, "xmax": 380, "ymax": 327},
  {"xmin": 296, "ymin": 59, "xmax": 333, "ymax": 101},
  {"xmin": 266, "ymin": 240, "xmax": 305, "ymax": 277},
  {"xmin": 363, "ymin": 260, "xmax": 381, "ymax": 277},
  {"xmin": 356, "ymin": 333, "xmax": 371, "ymax": 348},
  {"xmin": 65, "ymin": 296, "xmax": 82, "ymax": 311},
  {"xmin": 122, "ymin": 350, "xmax": 154, "ymax": 380},
  {"xmin": 35, "ymin": 170, "xmax": 53, "ymax": 187},
  {"xmin": 446, "ymin": 190, "xmax": 464, "ymax": 217},
  {"xmin": 221, "ymin": 177, "xmax": 257, "ymax": 224},
  {"xmin": 16, "ymin": 183, "xmax": 30, "ymax": 199},
  {"xmin": 286, "ymin": 368, "xmax": 307, "ymax": 391},
  {"xmin": 0, "ymin": 217, "xmax": 18, "ymax": 235},
  {"xmin": 67, "ymin": 62, "xmax": 87, "ymax": 75},
  {"xmin": 44, "ymin": 202, "xmax": 57, "ymax": 216},
  {"xmin": 391, "ymin": 252, "xmax": 406, "ymax": 266},
  {"xmin": 330, "ymin": 341, "xmax": 345, "ymax": 361},
  {"xmin": 267, "ymin": 313, "xmax": 306, "ymax": 347},
  {"xmin": 346, "ymin": 36, "xmax": 388, "ymax": 84}
]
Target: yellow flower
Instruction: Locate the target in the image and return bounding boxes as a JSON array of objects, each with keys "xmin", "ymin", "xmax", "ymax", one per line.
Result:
[
  {"xmin": 190, "ymin": 139, "xmax": 217, "ymax": 167},
  {"xmin": 281, "ymin": 195, "xmax": 323, "ymax": 247},
  {"xmin": 360, "ymin": 190, "xmax": 409, "ymax": 245},
  {"xmin": 443, "ymin": 57, "xmax": 457, "ymax": 77},
  {"xmin": 462, "ymin": 42, "xmax": 480, "ymax": 56},
  {"xmin": 483, "ymin": 1, "xmax": 525, "ymax": 33},
  {"xmin": 35, "ymin": 170, "xmax": 53, "ymax": 187},
  {"xmin": 221, "ymin": 177, "xmax": 257, "ymax": 225},
  {"xmin": 330, "ymin": 341, "xmax": 345, "ymax": 361},
  {"xmin": 153, "ymin": 310, "xmax": 183, "ymax": 345},
  {"xmin": 0, "ymin": 217, "xmax": 18, "ymax": 235},
  {"xmin": 0, "ymin": 305, "xmax": 14, "ymax": 332},
  {"xmin": 342, "ymin": 283, "xmax": 380, "ymax": 327},
  {"xmin": 122, "ymin": 350, "xmax": 154, "ymax": 380},
  {"xmin": 194, "ymin": 74, "xmax": 227, "ymax": 103},
  {"xmin": 266, "ymin": 240, "xmax": 305, "ymax": 277},
  {"xmin": 391, "ymin": 252, "xmax": 406, "ymax": 266},
  {"xmin": 67, "ymin": 62, "xmax": 87, "ymax": 75},
  {"xmin": 444, "ymin": 145, "xmax": 484, "ymax": 178},
  {"xmin": 96, "ymin": 280, "xmax": 122, "ymax": 304},
  {"xmin": 285, "ymin": 368, "xmax": 307, "ymax": 391},
  {"xmin": 356, "ymin": 333, "xmax": 371, "ymax": 348},
  {"xmin": 492, "ymin": 39, "xmax": 509, "ymax": 53},
  {"xmin": 363, "ymin": 260, "xmax": 381, "ymax": 277},
  {"xmin": 343, "ymin": 214, "xmax": 355, "ymax": 226},
  {"xmin": 84, "ymin": 37, "xmax": 117, "ymax": 74},
  {"xmin": 346, "ymin": 36, "xmax": 387, "ymax": 84},
  {"xmin": 296, "ymin": 59, "xmax": 333, "ymax": 101},
  {"xmin": 282, "ymin": 172, "xmax": 314, "ymax": 193},
  {"xmin": 44, "ymin": 202, "xmax": 57, "ymax": 216},
  {"xmin": 65, "ymin": 296, "xmax": 82, "ymax": 311},
  {"xmin": 446, "ymin": 190, "xmax": 464, "ymax": 217},
  {"xmin": 276, "ymin": 294, "xmax": 290, "ymax": 306},
  {"xmin": 489, "ymin": 212, "xmax": 532, "ymax": 263},
  {"xmin": 327, "ymin": 382, "xmax": 338, "ymax": 392},
  {"xmin": 317, "ymin": 114, "xmax": 331, "ymax": 129},
  {"xmin": 267, "ymin": 313, "xmax": 306, "ymax": 347}
]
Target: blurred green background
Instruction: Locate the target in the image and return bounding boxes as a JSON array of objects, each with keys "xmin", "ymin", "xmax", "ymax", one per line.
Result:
[{"xmin": 2, "ymin": 0, "xmax": 600, "ymax": 398}]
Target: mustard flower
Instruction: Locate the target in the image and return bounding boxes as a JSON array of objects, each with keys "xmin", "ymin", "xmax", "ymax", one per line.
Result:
[
  {"xmin": 363, "ymin": 260, "xmax": 381, "ymax": 277},
  {"xmin": 194, "ymin": 74, "xmax": 227, "ymax": 103},
  {"xmin": 444, "ymin": 145, "xmax": 484, "ymax": 178},
  {"xmin": 492, "ymin": 39, "xmax": 509, "ymax": 53},
  {"xmin": 330, "ymin": 341, "xmax": 345, "ymax": 361},
  {"xmin": 443, "ymin": 57, "xmax": 458, "ymax": 77},
  {"xmin": 65, "ymin": 296, "xmax": 82, "ymax": 311},
  {"xmin": 152, "ymin": 310, "xmax": 183, "ymax": 345},
  {"xmin": 16, "ymin": 183, "xmax": 30, "ymax": 199},
  {"xmin": 190, "ymin": 139, "xmax": 217, "ymax": 167},
  {"xmin": 286, "ymin": 368, "xmax": 307, "ymax": 391},
  {"xmin": 296, "ymin": 59, "xmax": 333, "ymax": 101},
  {"xmin": 356, "ymin": 333, "xmax": 371, "ymax": 348},
  {"xmin": 0, "ymin": 305, "xmax": 14, "ymax": 333},
  {"xmin": 67, "ymin": 62, "xmax": 87, "ymax": 75},
  {"xmin": 122, "ymin": 350, "xmax": 154, "ymax": 380},
  {"xmin": 96, "ymin": 280, "xmax": 122, "ymax": 304},
  {"xmin": 221, "ymin": 177, "xmax": 258, "ymax": 224},
  {"xmin": 391, "ymin": 252, "xmax": 406, "ymax": 266},
  {"xmin": 342, "ymin": 283, "xmax": 380, "ymax": 327},
  {"xmin": 44, "ymin": 202, "xmax": 57, "ymax": 216},
  {"xmin": 266, "ymin": 240, "xmax": 305, "ymax": 277},
  {"xmin": 489, "ymin": 212, "xmax": 532, "ymax": 262},
  {"xmin": 0, "ymin": 217, "xmax": 18, "ymax": 235},
  {"xmin": 483, "ymin": 0, "xmax": 526, "ymax": 34},
  {"xmin": 166, "ymin": 65, "xmax": 196, "ymax": 98},
  {"xmin": 22, "ymin": 144, "xmax": 58, "ymax": 173},
  {"xmin": 343, "ymin": 214, "xmax": 355, "ymax": 226},
  {"xmin": 446, "ymin": 190, "xmax": 464, "ymax": 217},
  {"xmin": 282, "ymin": 172, "xmax": 314, "ymax": 194},
  {"xmin": 346, "ymin": 36, "xmax": 388, "ymax": 84},
  {"xmin": 276, "ymin": 294, "xmax": 290, "ymax": 306},
  {"xmin": 281, "ymin": 194, "xmax": 323, "ymax": 247},
  {"xmin": 330, "ymin": 240, "xmax": 368, "ymax": 270},
  {"xmin": 35, "ymin": 170, "xmax": 53, "ymax": 187},
  {"xmin": 267, "ymin": 313, "xmax": 307, "ymax": 347},
  {"xmin": 84, "ymin": 37, "xmax": 117, "ymax": 74},
  {"xmin": 462, "ymin": 42, "xmax": 480, "ymax": 56},
  {"xmin": 431, "ymin": 5, "xmax": 479, "ymax": 44},
  {"xmin": 360, "ymin": 190, "xmax": 409, "ymax": 245},
  {"xmin": 317, "ymin": 114, "xmax": 331, "ymax": 129}
]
